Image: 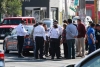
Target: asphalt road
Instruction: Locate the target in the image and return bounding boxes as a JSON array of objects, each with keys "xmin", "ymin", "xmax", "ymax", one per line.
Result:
[{"xmin": 0, "ymin": 40, "xmax": 83, "ymax": 67}]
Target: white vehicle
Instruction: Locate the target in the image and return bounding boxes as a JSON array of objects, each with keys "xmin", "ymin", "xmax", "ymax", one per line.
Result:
[
  {"xmin": 72, "ymin": 16, "xmax": 93, "ymax": 27},
  {"xmin": 65, "ymin": 49, "xmax": 100, "ymax": 67},
  {"xmin": 41, "ymin": 18, "xmax": 53, "ymax": 28}
]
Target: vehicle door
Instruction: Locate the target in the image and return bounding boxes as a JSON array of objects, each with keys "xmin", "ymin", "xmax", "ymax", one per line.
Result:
[
  {"xmin": 9, "ymin": 28, "xmax": 17, "ymax": 50},
  {"xmin": 76, "ymin": 51, "xmax": 100, "ymax": 67}
]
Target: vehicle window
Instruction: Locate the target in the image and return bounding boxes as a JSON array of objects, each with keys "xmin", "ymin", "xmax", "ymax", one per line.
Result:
[
  {"xmin": 32, "ymin": 19, "xmax": 35, "ymax": 24},
  {"xmin": 11, "ymin": 28, "xmax": 17, "ymax": 35},
  {"xmin": 2, "ymin": 19, "xmax": 21, "ymax": 25},
  {"xmin": 81, "ymin": 55, "xmax": 100, "ymax": 67},
  {"xmin": 28, "ymin": 19, "xmax": 31, "ymax": 24},
  {"xmin": 44, "ymin": 22, "xmax": 51, "ymax": 28},
  {"xmin": 3, "ymin": 20, "xmax": 8, "ymax": 24},
  {"xmin": 24, "ymin": 26, "xmax": 33, "ymax": 34}
]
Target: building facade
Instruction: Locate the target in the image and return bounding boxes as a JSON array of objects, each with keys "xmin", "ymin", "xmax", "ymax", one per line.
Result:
[{"xmin": 22, "ymin": 0, "xmax": 64, "ymax": 23}]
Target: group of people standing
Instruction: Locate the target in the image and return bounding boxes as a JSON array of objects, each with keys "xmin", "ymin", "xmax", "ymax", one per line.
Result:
[
  {"xmin": 16, "ymin": 18, "xmax": 99, "ymax": 60},
  {"xmin": 31, "ymin": 21, "xmax": 62, "ymax": 59}
]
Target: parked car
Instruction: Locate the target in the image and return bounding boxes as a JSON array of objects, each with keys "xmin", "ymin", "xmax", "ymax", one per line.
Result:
[
  {"xmin": 0, "ymin": 50, "xmax": 5, "ymax": 67},
  {"xmin": 0, "ymin": 17, "xmax": 36, "ymax": 39},
  {"xmin": 3, "ymin": 25, "xmax": 34, "ymax": 53},
  {"xmin": 65, "ymin": 49, "xmax": 100, "ymax": 67},
  {"xmin": 42, "ymin": 18, "xmax": 53, "ymax": 29}
]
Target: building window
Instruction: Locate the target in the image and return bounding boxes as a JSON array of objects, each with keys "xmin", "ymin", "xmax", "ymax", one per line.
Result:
[{"xmin": 25, "ymin": 10, "xmax": 32, "ymax": 16}]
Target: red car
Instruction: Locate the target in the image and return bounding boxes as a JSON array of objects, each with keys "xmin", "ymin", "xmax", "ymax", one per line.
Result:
[
  {"xmin": 0, "ymin": 17, "xmax": 36, "ymax": 39},
  {"xmin": 0, "ymin": 50, "xmax": 4, "ymax": 67}
]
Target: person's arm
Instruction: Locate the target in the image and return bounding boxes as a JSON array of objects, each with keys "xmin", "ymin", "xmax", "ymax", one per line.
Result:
[
  {"xmin": 48, "ymin": 27, "xmax": 52, "ymax": 37},
  {"xmin": 90, "ymin": 33, "xmax": 95, "ymax": 44},
  {"xmin": 30, "ymin": 27, "xmax": 34, "ymax": 40},
  {"xmin": 82, "ymin": 25, "xmax": 86, "ymax": 36},
  {"xmin": 90, "ymin": 29, "xmax": 95, "ymax": 44},
  {"xmin": 66, "ymin": 26, "xmax": 75, "ymax": 37},
  {"xmin": 20, "ymin": 26, "xmax": 27, "ymax": 36},
  {"xmin": 42, "ymin": 27, "xmax": 46, "ymax": 41}
]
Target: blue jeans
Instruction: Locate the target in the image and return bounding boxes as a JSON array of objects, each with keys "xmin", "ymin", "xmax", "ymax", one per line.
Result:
[
  {"xmin": 67, "ymin": 39, "xmax": 75, "ymax": 59},
  {"xmin": 88, "ymin": 44, "xmax": 96, "ymax": 54}
]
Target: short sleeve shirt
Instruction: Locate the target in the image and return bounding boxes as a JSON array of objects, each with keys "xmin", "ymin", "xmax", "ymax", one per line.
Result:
[{"xmin": 87, "ymin": 27, "xmax": 96, "ymax": 44}]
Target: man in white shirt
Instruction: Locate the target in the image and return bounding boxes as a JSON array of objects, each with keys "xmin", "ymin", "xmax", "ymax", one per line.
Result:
[
  {"xmin": 49, "ymin": 24, "xmax": 60, "ymax": 59},
  {"xmin": 33, "ymin": 22, "xmax": 46, "ymax": 59},
  {"xmin": 16, "ymin": 20, "xmax": 27, "ymax": 58},
  {"xmin": 53, "ymin": 20, "xmax": 62, "ymax": 58}
]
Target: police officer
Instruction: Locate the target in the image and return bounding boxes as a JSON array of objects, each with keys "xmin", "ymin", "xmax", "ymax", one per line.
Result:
[
  {"xmin": 49, "ymin": 24, "xmax": 60, "ymax": 59},
  {"xmin": 53, "ymin": 20, "xmax": 62, "ymax": 58},
  {"xmin": 16, "ymin": 20, "xmax": 27, "ymax": 58},
  {"xmin": 33, "ymin": 22, "xmax": 46, "ymax": 59}
]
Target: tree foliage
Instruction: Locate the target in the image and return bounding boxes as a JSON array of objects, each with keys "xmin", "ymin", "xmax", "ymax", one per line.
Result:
[
  {"xmin": 0, "ymin": 0, "xmax": 6, "ymax": 14},
  {"xmin": 1, "ymin": 0, "xmax": 22, "ymax": 16}
]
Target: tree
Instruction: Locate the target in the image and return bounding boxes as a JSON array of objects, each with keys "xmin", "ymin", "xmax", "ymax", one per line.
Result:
[
  {"xmin": 6, "ymin": 0, "xmax": 22, "ymax": 16},
  {"xmin": 0, "ymin": 0, "xmax": 22, "ymax": 17},
  {"xmin": 0, "ymin": 0, "xmax": 6, "ymax": 14}
]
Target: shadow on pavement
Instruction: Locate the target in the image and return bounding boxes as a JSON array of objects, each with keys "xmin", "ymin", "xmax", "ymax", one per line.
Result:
[{"xmin": 5, "ymin": 52, "xmax": 71, "ymax": 62}]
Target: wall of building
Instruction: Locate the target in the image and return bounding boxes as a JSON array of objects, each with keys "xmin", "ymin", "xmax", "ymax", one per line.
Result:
[{"xmin": 22, "ymin": 0, "xmax": 50, "ymax": 18}]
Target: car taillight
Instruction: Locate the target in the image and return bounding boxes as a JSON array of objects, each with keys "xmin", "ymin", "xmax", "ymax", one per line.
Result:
[{"xmin": 0, "ymin": 53, "xmax": 4, "ymax": 60}]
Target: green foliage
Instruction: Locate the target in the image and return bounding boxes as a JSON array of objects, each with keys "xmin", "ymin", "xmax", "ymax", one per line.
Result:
[
  {"xmin": 1, "ymin": 0, "xmax": 22, "ymax": 16},
  {"xmin": 0, "ymin": 0, "xmax": 6, "ymax": 14}
]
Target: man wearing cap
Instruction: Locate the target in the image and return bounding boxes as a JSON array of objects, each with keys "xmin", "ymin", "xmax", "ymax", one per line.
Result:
[
  {"xmin": 16, "ymin": 20, "xmax": 27, "ymax": 58},
  {"xmin": 33, "ymin": 22, "xmax": 46, "ymax": 59}
]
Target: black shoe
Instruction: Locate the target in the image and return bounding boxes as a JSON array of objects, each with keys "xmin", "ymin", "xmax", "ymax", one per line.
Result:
[
  {"xmin": 72, "ymin": 57, "xmax": 75, "ymax": 59},
  {"xmin": 35, "ymin": 58, "xmax": 38, "ymax": 59},
  {"xmin": 40, "ymin": 57, "xmax": 46, "ymax": 59},
  {"xmin": 45, "ymin": 55, "xmax": 49, "ymax": 57},
  {"xmin": 57, "ymin": 57, "xmax": 61, "ymax": 59},
  {"xmin": 51, "ymin": 57, "xmax": 54, "ymax": 60},
  {"xmin": 18, "ymin": 55, "xmax": 24, "ymax": 58},
  {"xmin": 76, "ymin": 55, "xmax": 82, "ymax": 57}
]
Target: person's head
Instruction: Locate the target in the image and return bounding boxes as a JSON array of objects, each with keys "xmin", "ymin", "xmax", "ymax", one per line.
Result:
[
  {"xmin": 77, "ymin": 19, "xmax": 81, "ymax": 24},
  {"xmin": 73, "ymin": 21, "xmax": 75, "ymax": 24},
  {"xmin": 67, "ymin": 19, "xmax": 72, "ymax": 24},
  {"xmin": 95, "ymin": 24, "xmax": 100, "ymax": 30},
  {"xmin": 21, "ymin": 20, "xmax": 26, "ymax": 25},
  {"xmin": 63, "ymin": 23, "xmax": 67, "ymax": 29},
  {"xmin": 90, "ymin": 23, "xmax": 95, "ymax": 28},
  {"xmin": 43, "ymin": 23, "xmax": 47, "ymax": 30},
  {"xmin": 34, "ymin": 23, "xmax": 38, "ymax": 27},
  {"xmin": 63, "ymin": 20, "xmax": 67, "ymax": 24},
  {"xmin": 53, "ymin": 24, "xmax": 58, "ymax": 28},
  {"xmin": 53, "ymin": 20, "xmax": 58, "ymax": 25},
  {"xmin": 38, "ymin": 21, "xmax": 43, "ymax": 25},
  {"xmin": 88, "ymin": 21, "xmax": 93, "ymax": 26}
]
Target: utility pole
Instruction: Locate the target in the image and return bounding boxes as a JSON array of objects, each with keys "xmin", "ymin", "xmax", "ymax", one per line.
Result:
[
  {"xmin": 94, "ymin": 0, "xmax": 98, "ymax": 24},
  {"xmin": 79, "ymin": 0, "xmax": 86, "ymax": 24},
  {"xmin": 65, "ymin": 0, "xmax": 68, "ymax": 20}
]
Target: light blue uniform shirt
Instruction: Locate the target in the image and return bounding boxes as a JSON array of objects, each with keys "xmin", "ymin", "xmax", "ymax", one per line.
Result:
[{"xmin": 66, "ymin": 23, "xmax": 78, "ymax": 40}]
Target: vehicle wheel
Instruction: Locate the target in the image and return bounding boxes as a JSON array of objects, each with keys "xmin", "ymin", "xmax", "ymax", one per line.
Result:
[{"xmin": 3, "ymin": 42, "xmax": 9, "ymax": 53}]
